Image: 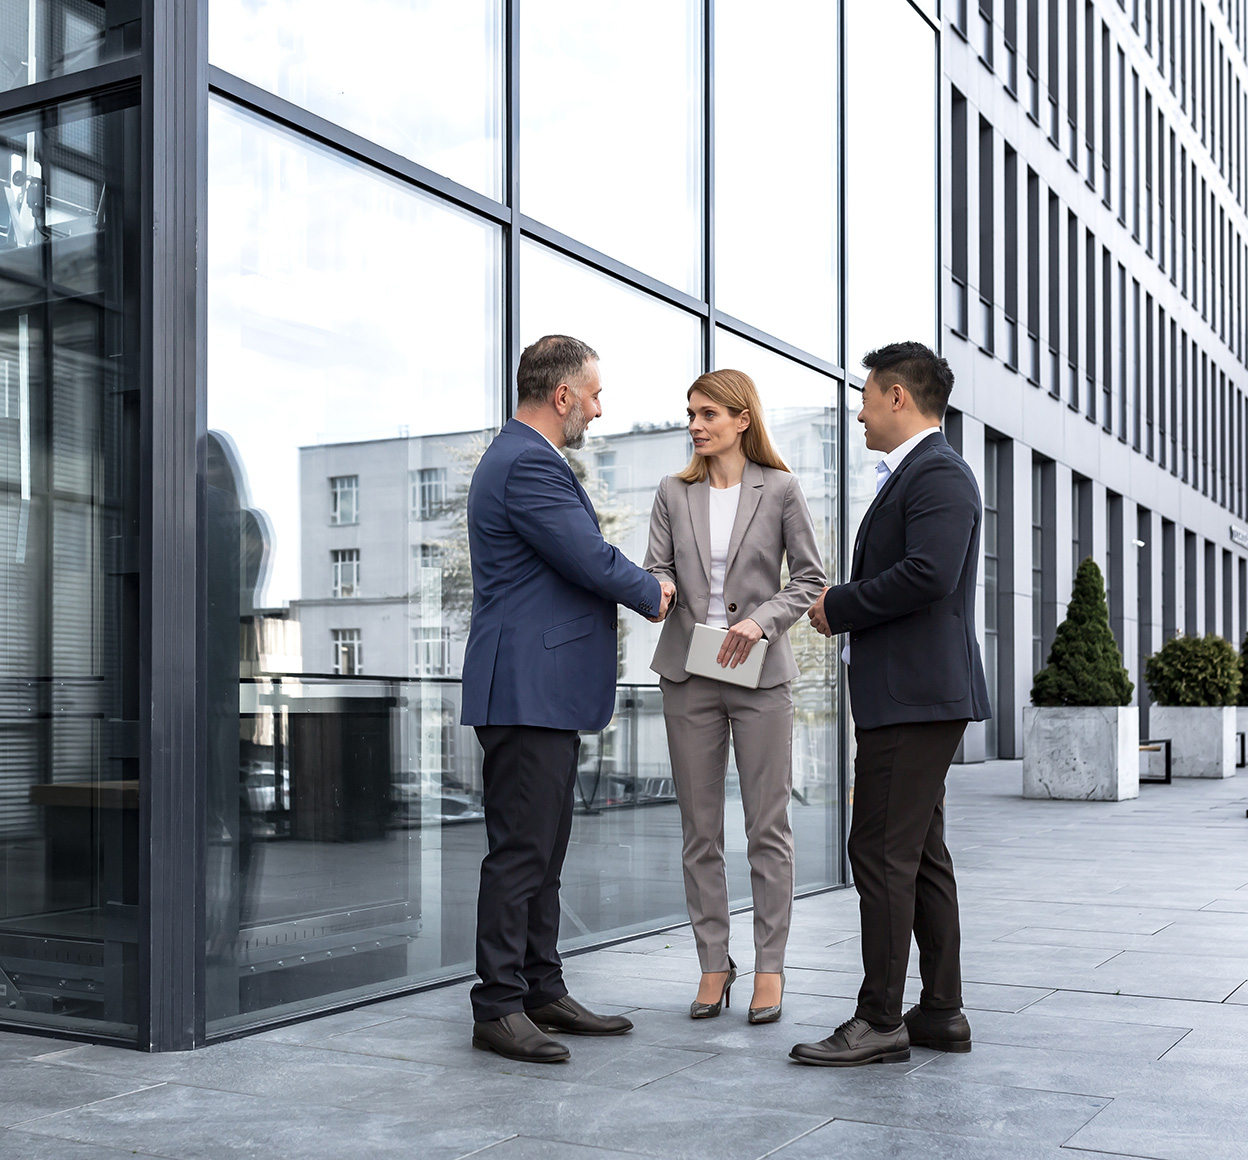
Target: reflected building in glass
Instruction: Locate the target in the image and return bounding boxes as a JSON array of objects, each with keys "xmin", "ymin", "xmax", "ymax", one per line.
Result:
[{"xmin": 0, "ymin": 0, "xmax": 938, "ymax": 1050}]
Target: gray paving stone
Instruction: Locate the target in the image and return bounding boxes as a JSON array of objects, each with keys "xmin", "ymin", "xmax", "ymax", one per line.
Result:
[
  {"xmin": 768, "ymin": 1118, "xmax": 1157, "ymax": 1160},
  {"xmin": 1064, "ymin": 1096, "xmax": 1248, "ymax": 1160},
  {"xmin": 639, "ymin": 1051, "xmax": 1109, "ymax": 1145},
  {"xmin": 0, "ymin": 1031, "xmax": 65, "ymax": 1062},
  {"xmin": 17, "ymin": 1083, "xmax": 508, "ymax": 1160},
  {"xmin": 0, "ymin": 1131, "xmax": 170, "ymax": 1160},
  {"xmin": 0, "ymin": 1061, "xmax": 161, "ymax": 1129},
  {"xmin": 966, "ymin": 1007, "xmax": 1188, "ymax": 1057}
]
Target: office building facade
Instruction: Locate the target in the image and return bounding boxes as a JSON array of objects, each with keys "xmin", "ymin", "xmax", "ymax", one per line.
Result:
[
  {"xmin": 947, "ymin": 0, "xmax": 1248, "ymax": 760},
  {"xmin": 0, "ymin": 1, "xmax": 939, "ymax": 1050}
]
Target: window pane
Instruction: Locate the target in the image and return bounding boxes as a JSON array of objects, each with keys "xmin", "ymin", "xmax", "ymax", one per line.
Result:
[
  {"xmin": 0, "ymin": 93, "xmax": 142, "ymax": 1039},
  {"xmin": 521, "ymin": 1, "xmax": 702, "ymax": 294},
  {"xmin": 521, "ymin": 245, "xmax": 712, "ymax": 944},
  {"xmin": 846, "ymin": 0, "xmax": 938, "ymax": 361},
  {"xmin": 715, "ymin": 2, "xmax": 837, "ymax": 360},
  {"xmin": 205, "ymin": 98, "xmax": 501, "ymax": 1033},
  {"xmin": 0, "ymin": 1, "xmax": 139, "ymax": 93},
  {"xmin": 209, "ymin": 0, "xmax": 503, "ymax": 199},
  {"xmin": 713, "ymin": 329, "xmax": 841, "ymax": 893}
]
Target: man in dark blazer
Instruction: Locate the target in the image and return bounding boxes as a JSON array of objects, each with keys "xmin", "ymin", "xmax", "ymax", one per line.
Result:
[
  {"xmin": 790, "ymin": 341, "xmax": 990, "ymax": 1068},
  {"xmin": 462, "ymin": 334, "xmax": 673, "ymax": 1063}
]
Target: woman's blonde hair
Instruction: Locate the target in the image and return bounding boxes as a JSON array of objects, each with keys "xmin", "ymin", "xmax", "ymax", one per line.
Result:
[{"xmin": 675, "ymin": 369, "xmax": 790, "ymax": 483}]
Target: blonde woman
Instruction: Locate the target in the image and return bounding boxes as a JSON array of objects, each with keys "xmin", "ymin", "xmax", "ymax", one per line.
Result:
[{"xmin": 645, "ymin": 369, "xmax": 826, "ymax": 1023}]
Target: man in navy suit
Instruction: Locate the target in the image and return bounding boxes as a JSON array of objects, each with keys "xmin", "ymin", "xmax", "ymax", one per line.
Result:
[
  {"xmin": 463, "ymin": 335, "xmax": 673, "ymax": 1063},
  {"xmin": 791, "ymin": 341, "xmax": 990, "ymax": 1068}
]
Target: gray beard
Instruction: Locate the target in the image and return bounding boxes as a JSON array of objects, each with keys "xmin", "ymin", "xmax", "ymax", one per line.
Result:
[{"xmin": 562, "ymin": 401, "xmax": 588, "ymax": 449}]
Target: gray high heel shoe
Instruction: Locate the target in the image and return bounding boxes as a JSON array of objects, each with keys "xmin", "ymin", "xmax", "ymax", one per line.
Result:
[
  {"xmin": 690, "ymin": 956, "xmax": 737, "ymax": 1019},
  {"xmin": 748, "ymin": 971, "xmax": 785, "ymax": 1024}
]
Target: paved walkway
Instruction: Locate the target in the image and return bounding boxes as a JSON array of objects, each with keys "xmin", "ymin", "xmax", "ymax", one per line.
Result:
[{"xmin": 2, "ymin": 761, "xmax": 1247, "ymax": 1160}]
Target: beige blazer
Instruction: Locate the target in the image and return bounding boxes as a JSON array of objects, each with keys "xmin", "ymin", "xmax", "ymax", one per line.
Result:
[{"xmin": 644, "ymin": 460, "xmax": 827, "ymax": 688}]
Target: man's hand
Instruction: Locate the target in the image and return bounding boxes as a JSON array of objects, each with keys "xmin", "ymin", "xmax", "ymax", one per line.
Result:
[
  {"xmin": 808, "ymin": 587, "xmax": 832, "ymax": 637},
  {"xmin": 718, "ymin": 618, "xmax": 764, "ymax": 668},
  {"xmin": 649, "ymin": 580, "xmax": 677, "ymax": 623}
]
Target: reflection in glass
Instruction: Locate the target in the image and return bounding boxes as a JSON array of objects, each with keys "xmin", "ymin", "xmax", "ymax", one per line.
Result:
[
  {"xmin": 0, "ymin": 1, "xmax": 139, "ymax": 93},
  {"xmin": 209, "ymin": 0, "xmax": 503, "ymax": 199},
  {"xmin": 0, "ymin": 94, "xmax": 141, "ymax": 1038},
  {"xmin": 846, "ymin": 0, "xmax": 938, "ymax": 363},
  {"xmin": 715, "ymin": 2, "xmax": 837, "ymax": 360},
  {"xmin": 713, "ymin": 330, "xmax": 840, "ymax": 891},
  {"xmin": 521, "ymin": 1, "xmax": 702, "ymax": 294},
  {"xmin": 206, "ymin": 98, "xmax": 502, "ymax": 1032}
]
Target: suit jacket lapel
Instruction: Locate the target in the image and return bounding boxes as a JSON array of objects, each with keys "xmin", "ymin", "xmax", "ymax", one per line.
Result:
[
  {"xmin": 850, "ymin": 432, "xmax": 946, "ymax": 576},
  {"xmin": 687, "ymin": 479, "xmax": 712, "ymax": 583},
  {"xmin": 724, "ymin": 460, "xmax": 764, "ymax": 576}
]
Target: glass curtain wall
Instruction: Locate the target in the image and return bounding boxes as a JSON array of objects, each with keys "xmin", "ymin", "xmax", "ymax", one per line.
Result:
[
  {"xmin": 197, "ymin": 0, "xmax": 936, "ymax": 1036},
  {"xmin": 0, "ymin": 89, "xmax": 141, "ymax": 1039}
]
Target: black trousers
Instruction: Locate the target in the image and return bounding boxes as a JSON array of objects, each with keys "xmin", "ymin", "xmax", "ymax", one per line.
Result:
[
  {"xmin": 848, "ymin": 719, "xmax": 968, "ymax": 1027},
  {"xmin": 471, "ymin": 724, "xmax": 580, "ymax": 1023}
]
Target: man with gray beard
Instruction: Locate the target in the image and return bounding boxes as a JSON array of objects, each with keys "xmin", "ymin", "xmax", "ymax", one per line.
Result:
[{"xmin": 461, "ymin": 335, "xmax": 674, "ymax": 1062}]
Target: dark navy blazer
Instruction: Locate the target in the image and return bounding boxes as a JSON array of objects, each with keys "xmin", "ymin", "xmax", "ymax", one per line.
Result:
[
  {"xmin": 461, "ymin": 419, "xmax": 662, "ymax": 732},
  {"xmin": 823, "ymin": 431, "xmax": 992, "ymax": 730}
]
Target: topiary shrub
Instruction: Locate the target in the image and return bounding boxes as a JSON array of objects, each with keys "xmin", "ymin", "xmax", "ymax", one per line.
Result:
[
  {"xmin": 1032, "ymin": 557, "xmax": 1134, "ymax": 707},
  {"xmin": 1239, "ymin": 634, "xmax": 1248, "ymax": 707},
  {"xmin": 1145, "ymin": 633, "xmax": 1242, "ymax": 706}
]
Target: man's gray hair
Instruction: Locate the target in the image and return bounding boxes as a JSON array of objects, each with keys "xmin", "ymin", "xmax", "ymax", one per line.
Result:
[{"xmin": 517, "ymin": 335, "xmax": 599, "ymax": 407}]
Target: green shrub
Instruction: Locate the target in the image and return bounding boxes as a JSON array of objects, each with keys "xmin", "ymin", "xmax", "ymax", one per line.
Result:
[
  {"xmin": 1239, "ymin": 634, "xmax": 1248, "ymax": 707},
  {"xmin": 1144, "ymin": 633, "xmax": 1242, "ymax": 706},
  {"xmin": 1032, "ymin": 557, "xmax": 1134, "ymax": 707}
]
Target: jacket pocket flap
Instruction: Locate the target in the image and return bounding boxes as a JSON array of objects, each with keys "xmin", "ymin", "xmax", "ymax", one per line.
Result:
[{"xmin": 543, "ymin": 614, "xmax": 594, "ymax": 649}]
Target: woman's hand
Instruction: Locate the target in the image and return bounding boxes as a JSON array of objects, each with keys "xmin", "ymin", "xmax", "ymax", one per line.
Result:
[{"xmin": 717, "ymin": 618, "xmax": 764, "ymax": 668}]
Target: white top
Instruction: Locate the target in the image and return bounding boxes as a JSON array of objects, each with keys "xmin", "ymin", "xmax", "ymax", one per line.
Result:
[
  {"xmin": 842, "ymin": 426, "xmax": 942, "ymax": 665},
  {"xmin": 705, "ymin": 483, "xmax": 741, "ymax": 628}
]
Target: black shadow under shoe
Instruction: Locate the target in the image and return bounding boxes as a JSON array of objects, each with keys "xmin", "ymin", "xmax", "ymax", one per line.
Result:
[
  {"xmin": 472, "ymin": 1011, "xmax": 571, "ymax": 1062},
  {"xmin": 789, "ymin": 1017, "xmax": 910, "ymax": 1067}
]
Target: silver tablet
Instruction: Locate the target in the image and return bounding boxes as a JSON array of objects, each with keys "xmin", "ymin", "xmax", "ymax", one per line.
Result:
[{"xmin": 683, "ymin": 622, "xmax": 769, "ymax": 689}]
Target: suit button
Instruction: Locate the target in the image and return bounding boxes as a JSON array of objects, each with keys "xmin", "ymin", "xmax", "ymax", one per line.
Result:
[
  {"xmin": 610, "ymin": 619, "xmax": 617, "ymax": 629},
  {"xmin": 728, "ymin": 602, "xmax": 738, "ymax": 613}
]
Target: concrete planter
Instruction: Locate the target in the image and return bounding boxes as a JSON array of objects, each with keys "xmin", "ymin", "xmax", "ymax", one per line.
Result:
[
  {"xmin": 1022, "ymin": 706, "xmax": 1140, "ymax": 801},
  {"xmin": 1148, "ymin": 706, "xmax": 1238, "ymax": 778}
]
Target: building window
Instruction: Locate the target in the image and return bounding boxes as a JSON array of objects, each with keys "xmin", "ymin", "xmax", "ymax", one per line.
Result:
[
  {"xmin": 979, "ymin": 0, "xmax": 994, "ymax": 64},
  {"xmin": 983, "ymin": 438, "xmax": 1000, "ymax": 759},
  {"xmin": 1005, "ymin": 144, "xmax": 1019, "ymax": 367},
  {"xmin": 413, "ymin": 626, "xmax": 452, "ymax": 677},
  {"xmin": 1027, "ymin": 167, "xmax": 1041, "ymax": 382},
  {"xmin": 331, "ymin": 629, "xmax": 362, "ymax": 675},
  {"xmin": 413, "ymin": 542, "xmax": 444, "ymax": 588},
  {"xmin": 331, "ymin": 549, "xmax": 360, "ymax": 598},
  {"xmin": 952, "ymin": 89, "xmax": 970, "ymax": 335},
  {"xmin": 980, "ymin": 117, "xmax": 995, "ymax": 352},
  {"xmin": 330, "ymin": 475, "xmax": 358, "ymax": 525},
  {"xmin": 412, "ymin": 467, "xmax": 447, "ymax": 521},
  {"xmin": 596, "ymin": 449, "xmax": 617, "ymax": 493},
  {"xmin": 1005, "ymin": 0, "xmax": 1019, "ymax": 90}
]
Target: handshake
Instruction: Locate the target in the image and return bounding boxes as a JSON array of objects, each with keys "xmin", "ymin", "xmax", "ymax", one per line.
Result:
[{"xmin": 647, "ymin": 580, "xmax": 677, "ymax": 623}]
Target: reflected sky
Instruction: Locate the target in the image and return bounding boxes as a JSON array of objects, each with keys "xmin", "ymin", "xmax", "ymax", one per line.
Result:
[
  {"xmin": 210, "ymin": 0, "xmax": 503, "ymax": 198},
  {"xmin": 715, "ymin": 0, "xmax": 837, "ymax": 361},
  {"xmin": 521, "ymin": 0, "xmax": 702, "ymax": 294},
  {"xmin": 846, "ymin": 0, "xmax": 939, "ymax": 368}
]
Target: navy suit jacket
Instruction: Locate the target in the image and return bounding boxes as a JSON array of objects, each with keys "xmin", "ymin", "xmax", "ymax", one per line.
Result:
[
  {"xmin": 461, "ymin": 419, "xmax": 662, "ymax": 732},
  {"xmin": 823, "ymin": 431, "xmax": 991, "ymax": 730}
]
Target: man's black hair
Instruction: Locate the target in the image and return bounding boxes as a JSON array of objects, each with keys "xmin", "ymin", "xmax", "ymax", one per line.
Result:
[
  {"xmin": 517, "ymin": 335, "xmax": 599, "ymax": 407},
  {"xmin": 861, "ymin": 341, "xmax": 955, "ymax": 420}
]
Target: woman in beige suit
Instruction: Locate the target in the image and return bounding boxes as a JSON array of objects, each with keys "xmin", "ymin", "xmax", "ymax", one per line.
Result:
[{"xmin": 645, "ymin": 369, "xmax": 825, "ymax": 1024}]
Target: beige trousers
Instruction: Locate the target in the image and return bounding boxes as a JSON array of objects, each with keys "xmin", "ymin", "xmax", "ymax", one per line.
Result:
[{"xmin": 659, "ymin": 674, "xmax": 795, "ymax": 974}]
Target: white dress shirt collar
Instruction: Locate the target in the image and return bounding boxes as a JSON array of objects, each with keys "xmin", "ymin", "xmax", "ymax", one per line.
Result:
[
  {"xmin": 516, "ymin": 418, "xmax": 565, "ymax": 457},
  {"xmin": 880, "ymin": 424, "xmax": 941, "ymax": 475}
]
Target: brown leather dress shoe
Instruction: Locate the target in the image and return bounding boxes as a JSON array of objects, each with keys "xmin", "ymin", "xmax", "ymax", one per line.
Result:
[
  {"xmin": 903, "ymin": 1004, "xmax": 972, "ymax": 1052},
  {"xmin": 789, "ymin": 1017, "xmax": 910, "ymax": 1067},
  {"xmin": 525, "ymin": 995, "xmax": 633, "ymax": 1036},
  {"xmin": 472, "ymin": 1011, "xmax": 571, "ymax": 1062}
]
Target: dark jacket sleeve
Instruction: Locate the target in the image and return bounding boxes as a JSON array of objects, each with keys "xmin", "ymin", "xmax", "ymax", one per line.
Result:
[
  {"xmin": 823, "ymin": 457, "xmax": 978, "ymax": 632},
  {"xmin": 505, "ymin": 446, "xmax": 662, "ymax": 616}
]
